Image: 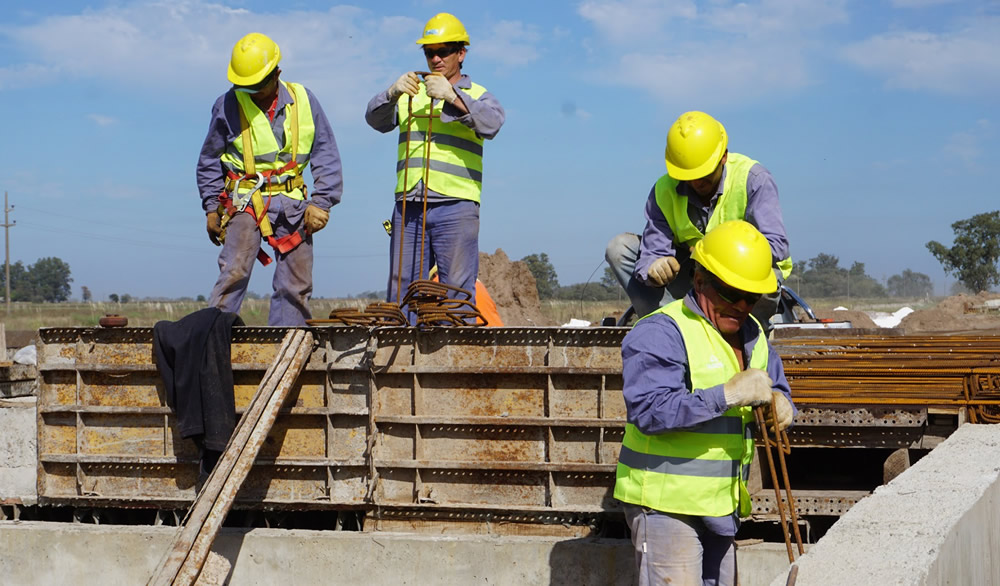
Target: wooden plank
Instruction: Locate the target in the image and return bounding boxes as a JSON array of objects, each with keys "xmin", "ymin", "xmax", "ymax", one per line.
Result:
[{"xmin": 148, "ymin": 330, "xmax": 313, "ymax": 586}]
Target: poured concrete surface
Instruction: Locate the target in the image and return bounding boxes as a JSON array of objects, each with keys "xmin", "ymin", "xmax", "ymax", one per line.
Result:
[
  {"xmin": 0, "ymin": 522, "xmax": 795, "ymax": 585},
  {"xmin": 773, "ymin": 423, "xmax": 1000, "ymax": 585},
  {"xmin": 0, "ymin": 397, "xmax": 36, "ymax": 503}
]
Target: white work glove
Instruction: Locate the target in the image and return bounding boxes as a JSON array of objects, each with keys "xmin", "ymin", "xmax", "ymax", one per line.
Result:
[
  {"xmin": 763, "ymin": 392, "xmax": 794, "ymax": 433},
  {"xmin": 647, "ymin": 256, "xmax": 680, "ymax": 287},
  {"xmin": 723, "ymin": 368, "xmax": 774, "ymax": 408},
  {"xmin": 388, "ymin": 72, "xmax": 420, "ymax": 99},
  {"xmin": 424, "ymin": 74, "xmax": 459, "ymax": 104},
  {"xmin": 304, "ymin": 204, "xmax": 329, "ymax": 234}
]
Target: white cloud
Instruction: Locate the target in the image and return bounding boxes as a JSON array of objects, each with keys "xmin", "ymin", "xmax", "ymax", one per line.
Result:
[
  {"xmin": 578, "ymin": 0, "xmax": 697, "ymax": 44},
  {"xmin": 474, "ymin": 20, "xmax": 542, "ymax": 68},
  {"xmin": 88, "ymin": 114, "xmax": 117, "ymax": 126},
  {"xmin": 942, "ymin": 119, "xmax": 992, "ymax": 171},
  {"xmin": 842, "ymin": 20, "xmax": 1000, "ymax": 96}
]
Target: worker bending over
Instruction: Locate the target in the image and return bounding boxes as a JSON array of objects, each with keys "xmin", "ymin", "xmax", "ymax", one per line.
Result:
[
  {"xmin": 606, "ymin": 111, "xmax": 790, "ymax": 327},
  {"xmin": 365, "ymin": 13, "xmax": 504, "ymax": 322},
  {"xmin": 614, "ymin": 220, "xmax": 796, "ymax": 585},
  {"xmin": 197, "ymin": 32, "xmax": 344, "ymax": 326}
]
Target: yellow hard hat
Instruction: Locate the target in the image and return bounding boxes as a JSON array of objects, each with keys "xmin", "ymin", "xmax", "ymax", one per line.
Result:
[
  {"xmin": 228, "ymin": 32, "xmax": 281, "ymax": 86},
  {"xmin": 416, "ymin": 13, "xmax": 470, "ymax": 45},
  {"xmin": 664, "ymin": 111, "xmax": 728, "ymax": 181},
  {"xmin": 692, "ymin": 220, "xmax": 777, "ymax": 294}
]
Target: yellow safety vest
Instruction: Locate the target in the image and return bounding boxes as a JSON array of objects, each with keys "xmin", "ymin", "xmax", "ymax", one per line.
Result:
[
  {"xmin": 395, "ymin": 81, "xmax": 488, "ymax": 203},
  {"xmin": 221, "ymin": 81, "xmax": 315, "ymax": 201},
  {"xmin": 654, "ymin": 152, "xmax": 793, "ymax": 279},
  {"xmin": 614, "ymin": 300, "xmax": 768, "ymax": 517}
]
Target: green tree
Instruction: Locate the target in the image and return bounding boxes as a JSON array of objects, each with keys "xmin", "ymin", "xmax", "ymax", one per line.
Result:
[
  {"xmin": 520, "ymin": 253, "xmax": 559, "ymax": 299},
  {"xmin": 927, "ymin": 211, "xmax": 1000, "ymax": 293},
  {"xmin": 196, "ymin": 294, "xmax": 206, "ymax": 302},
  {"xmin": 846, "ymin": 262, "xmax": 886, "ymax": 298},
  {"xmin": 0, "ymin": 261, "xmax": 28, "ymax": 301},
  {"xmin": 601, "ymin": 266, "xmax": 619, "ymax": 290},
  {"xmin": 29, "ymin": 257, "xmax": 73, "ymax": 302},
  {"xmin": 799, "ymin": 254, "xmax": 884, "ymax": 297},
  {"xmin": 120, "ymin": 294, "xmax": 133, "ymax": 304},
  {"xmin": 81, "ymin": 286, "xmax": 92, "ymax": 302},
  {"xmin": 887, "ymin": 269, "xmax": 933, "ymax": 298},
  {"xmin": 109, "ymin": 293, "xmax": 120, "ymax": 303}
]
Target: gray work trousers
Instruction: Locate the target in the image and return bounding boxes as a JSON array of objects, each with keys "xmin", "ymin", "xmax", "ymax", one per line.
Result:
[
  {"xmin": 605, "ymin": 232, "xmax": 780, "ymax": 325},
  {"xmin": 623, "ymin": 504, "xmax": 736, "ymax": 586},
  {"xmin": 208, "ymin": 209, "xmax": 314, "ymax": 326}
]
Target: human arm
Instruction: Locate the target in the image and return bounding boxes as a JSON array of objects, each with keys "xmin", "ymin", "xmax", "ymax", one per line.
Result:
[
  {"xmin": 364, "ymin": 85, "xmax": 403, "ymax": 133},
  {"xmin": 437, "ymin": 80, "xmax": 504, "ymax": 139},
  {"xmin": 621, "ymin": 314, "xmax": 732, "ymax": 435},
  {"xmin": 764, "ymin": 344, "xmax": 796, "ymax": 430},
  {"xmin": 744, "ymin": 163, "xmax": 790, "ymax": 264},
  {"xmin": 195, "ymin": 93, "xmax": 236, "ymax": 214},
  {"xmin": 634, "ymin": 186, "xmax": 679, "ymax": 285},
  {"xmin": 303, "ymin": 88, "xmax": 343, "ymax": 212}
]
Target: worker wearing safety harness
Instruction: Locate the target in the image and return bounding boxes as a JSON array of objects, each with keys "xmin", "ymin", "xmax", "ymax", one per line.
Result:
[
  {"xmin": 364, "ymin": 13, "xmax": 505, "ymax": 322},
  {"xmin": 197, "ymin": 32, "xmax": 343, "ymax": 326},
  {"xmin": 615, "ymin": 220, "xmax": 796, "ymax": 586},
  {"xmin": 606, "ymin": 111, "xmax": 791, "ymax": 327}
]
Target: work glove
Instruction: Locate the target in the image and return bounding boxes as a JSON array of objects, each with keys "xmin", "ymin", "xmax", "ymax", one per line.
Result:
[
  {"xmin": 304, "ymin": 204, "xmax": 329, "ymax": 234},
  {"xmin": 206, "ymin": 212, "xmax": 223, "ymax": 246},
  {"xmin": 388, "ymin": 72, "xmax": 420, "ymax": 99},
  {"xmin": 722, "ymin": 368, "xmax": 773, "ymax": 408},
  {"xmin": 424, "ymin": 74, "xmax": 458, "ymax": 104},
  {"xmin": 762, "ymin": 392, "xmax": 794, "ymax": 433},
  {"xmin": 647, "ymin": 256, "xmax": 680, "ymax": 287}
]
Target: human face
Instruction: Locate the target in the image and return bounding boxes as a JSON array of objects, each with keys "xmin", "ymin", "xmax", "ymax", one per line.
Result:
[
  {"xmin": 687, "ymin": 152, "xmax": 728, "ymax": 199},
  {"xmin": 237, "ymin": 68, "xmax": 281, "ymax": 110},
  {"xmin": 423, "ymin": 43, "xmax": 465, "ymax": 82},
  {"xmin": 694, "ymin": 270, "xmax": 759, "ymax": 335}
]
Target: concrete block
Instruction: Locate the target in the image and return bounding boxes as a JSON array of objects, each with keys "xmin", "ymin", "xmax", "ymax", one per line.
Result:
[{"xmin": 0, "ymin": 397, "xmax": 37, "ymax": 502}]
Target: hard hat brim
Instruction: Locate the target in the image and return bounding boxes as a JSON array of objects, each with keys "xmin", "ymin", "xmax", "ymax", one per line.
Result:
[{"xmin": 665, "ymin": 141, "xmax": 727, "ymax": 182}]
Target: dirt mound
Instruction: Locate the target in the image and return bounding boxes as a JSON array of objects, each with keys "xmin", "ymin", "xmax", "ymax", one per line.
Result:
[
  {"xmin": 478, "ymin": 249, "xmax": 556, "ymax": 326},
  {"xmin": 900, "ymin": 292, "xmax": 1000, "ymax": 334},
  {"xmin": 814, "ymin": 309, "xmax": 878, "ymax": 329}
]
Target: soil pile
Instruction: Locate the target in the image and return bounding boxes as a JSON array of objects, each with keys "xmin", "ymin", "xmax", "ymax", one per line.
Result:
[
  {"xmin": 813, "ymin": 309, "xmax": 879, "ymax": 329},
  {"xmin": 899, "ymin": 292, "xmax": 1000, "ymax": 334},
  {"xmin": 478, "ymin": 249, "xmax": 556, "ymax": 327}
]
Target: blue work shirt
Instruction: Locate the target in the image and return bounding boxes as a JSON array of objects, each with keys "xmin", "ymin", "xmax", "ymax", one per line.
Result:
[
  {"xmin": 196, "ymin": 81, "xmax": 344, "ymax": 214},
  {"xmin": 635, "ymin": 162, "xmax": 790, "ymax": 285},
  {"xmin": 365, "ymin": 73, "xmax": 505, "ymax": 203},
  {"xmin": 620, "ymin": 289, "xmax": 796, "ymax": 535}
]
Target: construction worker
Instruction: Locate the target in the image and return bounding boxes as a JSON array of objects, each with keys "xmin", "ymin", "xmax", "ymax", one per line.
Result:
[
  {"xmin": 614, "ymin": 220, "xmax": 796, "ymax": 585},
  {"xmin": 198, "ymin": 32, "xmax": 343, "ymax": 326},
  {"xmin": 605, "ymin": 111, "xmax": 790, "ymax": 327},
  {"xmin": 365, "ymin": 13, "xmax": 505, "ymax": 323}
]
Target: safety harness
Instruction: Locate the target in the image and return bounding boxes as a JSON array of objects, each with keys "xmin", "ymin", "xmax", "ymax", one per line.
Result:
[{"xmin": 219, "ymin": 86, "xmax": 309, "ymax": 265}]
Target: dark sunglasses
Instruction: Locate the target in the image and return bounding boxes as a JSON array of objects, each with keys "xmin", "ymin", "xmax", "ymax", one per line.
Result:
[
  {"xmin": 423, "ymin": 45, "xmax": 461, "ymax": 59},
  {"xmin": 709, "ymin": 275, "xmax": 761, "ymax": 306}
]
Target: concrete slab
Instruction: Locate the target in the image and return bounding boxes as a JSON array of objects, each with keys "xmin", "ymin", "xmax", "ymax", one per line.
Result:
[
  {"xmin": 773, "ymin": 423, "xmax": 1000, "ymax": 585},
  {"xmin": 0, "ymin": 522, "xmax": 794, "ymax": 585},
  {"xmin": 0, "ymin": 397, "xmax": 37, "ymax": 503}
]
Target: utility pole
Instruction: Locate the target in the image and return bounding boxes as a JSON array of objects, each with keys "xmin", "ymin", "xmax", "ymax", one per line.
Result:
[{"xmin": 3, "ymin": 192, "xmax": 13, "ymax": 316}]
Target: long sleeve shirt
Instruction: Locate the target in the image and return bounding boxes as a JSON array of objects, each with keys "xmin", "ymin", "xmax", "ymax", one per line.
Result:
[
  {"xmin": 635, "ymin": 161, "xmax": 789, "ymax": 284},
  {"xmin": 620, "ymin": 289, "xmax": 796, "ymax": 535},
  {"xmin": 365, "ymin": 73, "xmax": 505, "ymax": 202},
  {"xmin": 196, "ymin": 82, "xmax": 343, "ymax": 213}
]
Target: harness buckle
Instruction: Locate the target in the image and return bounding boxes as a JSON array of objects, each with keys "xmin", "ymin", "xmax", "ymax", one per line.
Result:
[{"xmin": 227, "ymin": 172, "xmax": 264, "ymax": 212}]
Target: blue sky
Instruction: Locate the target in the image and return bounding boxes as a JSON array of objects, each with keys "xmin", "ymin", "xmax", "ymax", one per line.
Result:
[{"xmin": 1, "ymin": 0, "xmax": 997, "ymax": 301}]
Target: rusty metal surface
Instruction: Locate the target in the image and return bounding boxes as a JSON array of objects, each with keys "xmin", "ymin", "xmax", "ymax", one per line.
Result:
[{"xmin": 35, "ymin": 327, "xmax": 1000, "ymax": 531}]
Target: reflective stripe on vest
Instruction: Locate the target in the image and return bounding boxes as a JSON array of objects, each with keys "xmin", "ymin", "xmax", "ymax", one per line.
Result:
[
  {"xmin": 654, "ymin": 152, "xmax": 793, "ymax": 279},
  {"xmin": 221, "ymin": 81, "xmax": 315, "ymax": 201},
  {"xmin": 395, "ymin": 81, "xmax": 488, "ymax": 203},
  {"xmin": 613, "ymin": 299, "xmax": 769, "ymax": 517}
]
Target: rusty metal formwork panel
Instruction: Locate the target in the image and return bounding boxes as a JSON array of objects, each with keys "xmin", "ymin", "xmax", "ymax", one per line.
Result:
[{"xmin": 36, "ymin": 326, "xmax": 371, "ymax": 509}]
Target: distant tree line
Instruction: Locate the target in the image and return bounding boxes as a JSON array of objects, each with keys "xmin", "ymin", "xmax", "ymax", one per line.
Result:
[
  {"xmin": 520, "ymin": 252, "xmax": 935, "ymax": 302},
  {"xmin": 0, "ymin": 257, "xmax": 73, "ymax": 302}
]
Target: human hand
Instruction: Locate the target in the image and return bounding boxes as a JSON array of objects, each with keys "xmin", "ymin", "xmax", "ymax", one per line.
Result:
[
  {"xmin": 206, "ymin": 212, "xmax": 223, "ymax": 246},
  {"xmin": 304, "ymin": 204, "xmax": 329, "ymax": 234},
  {"xmin": 723, "ymin": 368, "xmax": 773, "ymax": 408},
  {"xmin": 763, "ymin": 392, "xmax": 794, "ymax": 432},
  {"xmin": 424, "ymin": 74, "xmax": 458, "ymax": 103},
  {"xmin": 389, "ymin": 72, "xmax": 420, "ymax": 98},
  {"xmin": 647, "ymin": 256, "xmax": 680, "ymax": 287}
]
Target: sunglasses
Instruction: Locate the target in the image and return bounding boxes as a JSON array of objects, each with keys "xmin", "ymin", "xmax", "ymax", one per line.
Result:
[
  {"xmin": 708, "ymin": 275, "xmax": 762, "ymax": 306},
  {"xmin": 234, "ymin": 69, "xmax": 279, "ymax": 94},
  {"xmin": 423, "ymin": 45, "xmax": 461, "ymax": 59}
]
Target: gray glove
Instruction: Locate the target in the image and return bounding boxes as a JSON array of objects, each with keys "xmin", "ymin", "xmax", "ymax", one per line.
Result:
[
  {"xmin": 647, "ymin": 256, "xmax": 680, "ymax": 287},
  {"xmin": 388, "ymin": 72, "xmax": 420, "ymax": 99},
  {"xmin": 723, "ymin": 368, "xmax": 773, "ymax": 408},
  {"xmin": 424, "ymin": 74, "xmax": 458, "ymax": 103}
]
